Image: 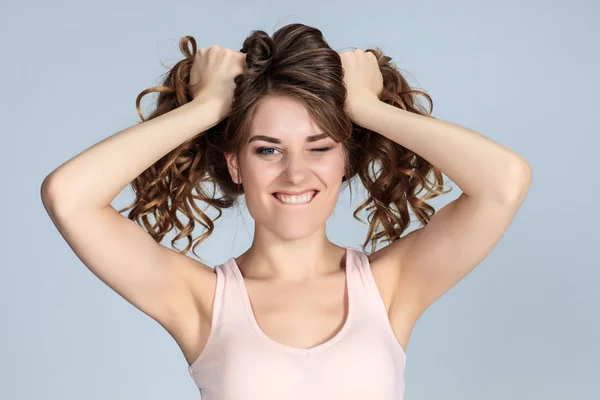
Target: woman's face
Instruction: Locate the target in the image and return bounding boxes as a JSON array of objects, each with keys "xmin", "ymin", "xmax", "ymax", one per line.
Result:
[{"xmin": 225, "ymin": 94, "xmax": 346, "ymax": 240}]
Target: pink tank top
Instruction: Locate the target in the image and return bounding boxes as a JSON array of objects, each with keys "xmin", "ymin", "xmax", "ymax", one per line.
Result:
[{"xmin": 188, "ymin": 247, "xmax": 406, "ymax": 399}]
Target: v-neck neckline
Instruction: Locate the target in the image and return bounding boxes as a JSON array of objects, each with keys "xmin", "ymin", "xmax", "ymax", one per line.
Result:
[{"xmin": 228, "ymin": 247, "xmax": 354, "ymax": 356}]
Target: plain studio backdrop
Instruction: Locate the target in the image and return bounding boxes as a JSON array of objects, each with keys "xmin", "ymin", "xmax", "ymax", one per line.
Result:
[{"xmin": 1, "ymin": 0, "xmax": 597, "ymax": 399}]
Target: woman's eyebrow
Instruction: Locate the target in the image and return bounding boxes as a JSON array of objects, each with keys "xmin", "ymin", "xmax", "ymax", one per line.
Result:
[{"xmin": 248, "ymin": 133, "xmax": 330, "ymax": 144}]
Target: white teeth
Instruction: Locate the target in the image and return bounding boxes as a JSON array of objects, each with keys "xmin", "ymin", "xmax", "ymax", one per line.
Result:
[{"xmin": 274, "ymin": 191, "xmax": 316, "ymax": 204}]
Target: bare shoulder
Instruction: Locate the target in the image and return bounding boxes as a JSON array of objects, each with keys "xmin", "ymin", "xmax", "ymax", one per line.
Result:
[
  {"xmin": 365, "ymin": 238, "xmax": 423, "ymax": 351},
  {"xmin": 169, "ymin": 248, "xmax": 218, "ymax": 318},
  {"xmin": 364, "ymin": 235, "xmax": 420, "ymax": 315},
  {"xmin": 168, "ymin": 247, "xmax": 219, "ymax": 322},
  {"xmin": 365, "ymin": 244, "xmax": 404, "ymax": 314},
  {"xmin": 158, "ymin": 247, "xmax": 218, "ymax": 365}
]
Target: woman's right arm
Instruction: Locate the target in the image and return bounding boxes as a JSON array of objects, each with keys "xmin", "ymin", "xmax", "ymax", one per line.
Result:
[
  {"xmin": 40, "ymin": 46, "xmax": 245, "ymax": 364},
  {"xmin": 40, "ymin": 96, "xmax": 225, "ymax": 361},
  {"xmin": 41, "ymin": 97, "xmax": 223, "ymax": 215}
]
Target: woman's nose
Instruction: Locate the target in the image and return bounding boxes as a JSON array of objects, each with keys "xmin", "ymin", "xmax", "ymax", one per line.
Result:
[{"xmin": 281, "ymin": 152, "xmax": 311, "ymax": 179}]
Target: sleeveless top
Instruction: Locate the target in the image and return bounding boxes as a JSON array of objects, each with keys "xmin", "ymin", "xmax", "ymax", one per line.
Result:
[{"xmin": 188, "ymin": 247, "xmax": 407, "ymax": 399}]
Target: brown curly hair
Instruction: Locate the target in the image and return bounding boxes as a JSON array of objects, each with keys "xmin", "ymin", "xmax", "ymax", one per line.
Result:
[{"xmin": 117, "ymin": 23, "xmax": 451, "ymax": 262}]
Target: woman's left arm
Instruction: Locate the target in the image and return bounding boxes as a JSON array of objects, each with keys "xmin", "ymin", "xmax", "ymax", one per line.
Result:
[
  {"xmin": 354, "ymin": 101, "xmax": 532, "ymax": 203},
  {"xmin": 356, "ymin": 99, "xmax": 532, "ymax": 315},
  {"xmin": 358, "ymin": 99, "xmax": 531, "ymax": 315},
  {"xmin": 341, "ymin": 49, "xmax": 532, "ymax": 315}
]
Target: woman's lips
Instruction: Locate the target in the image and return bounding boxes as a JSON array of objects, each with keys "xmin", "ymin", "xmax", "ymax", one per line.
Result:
[{"xmin": 272, "ymin": 190, "xmax": 319, "ymax": 205}]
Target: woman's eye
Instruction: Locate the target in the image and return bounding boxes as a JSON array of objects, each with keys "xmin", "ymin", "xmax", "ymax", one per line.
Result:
[
  {"xmin": 255, "ymin": 147, "xmax": 332, "ymax": 156},
  {"xmin": 256, "ymin": 147, "xmax": 278, "ymax": 156}
]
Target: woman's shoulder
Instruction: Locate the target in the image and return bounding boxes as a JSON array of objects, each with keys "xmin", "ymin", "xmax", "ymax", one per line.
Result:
[{"xmin": 181, "ymin": 256, "xmax": 221, "ymax": 317}]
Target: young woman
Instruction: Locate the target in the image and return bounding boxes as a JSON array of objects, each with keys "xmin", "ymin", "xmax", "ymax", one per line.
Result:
[{"xmin": 41, "ymin": 23, "xmax": 531, "ymax": 399}]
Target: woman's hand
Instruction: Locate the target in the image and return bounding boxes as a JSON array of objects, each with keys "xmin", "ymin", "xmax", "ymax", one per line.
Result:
[
  {"xmin": 339, "ymin": 49, "xmax": 384, "ymax": 123},
  {"xmin": 189, "ymin": 45, "xmax": 246, "ymax": 120}
]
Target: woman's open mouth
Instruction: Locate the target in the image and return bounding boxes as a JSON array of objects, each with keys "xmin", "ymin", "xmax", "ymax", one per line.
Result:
[{"xmin": 272, "ymin": 190, "xmax": 319, "ymax": 205}]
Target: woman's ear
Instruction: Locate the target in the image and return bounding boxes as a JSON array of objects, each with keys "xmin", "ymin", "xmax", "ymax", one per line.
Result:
[{"xmin": 224, "ymin": 152, "xmax": 242, "ymax": 184}]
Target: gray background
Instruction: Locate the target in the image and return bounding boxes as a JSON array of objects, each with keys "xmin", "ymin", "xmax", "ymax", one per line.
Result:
[{"xmin": 2, "ymin": 0, "xmax": 598, "ymax": 398}]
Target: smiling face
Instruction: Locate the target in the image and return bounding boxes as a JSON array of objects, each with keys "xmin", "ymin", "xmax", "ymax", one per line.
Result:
[{"xmin": 224, "ymin": 94, "xmax": 346, "ymax": 240}]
